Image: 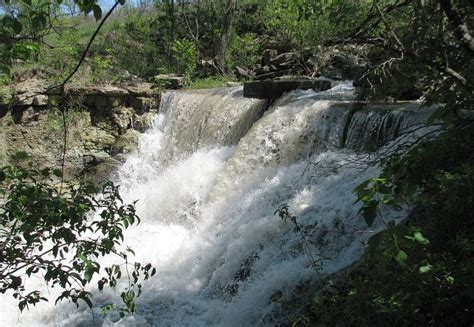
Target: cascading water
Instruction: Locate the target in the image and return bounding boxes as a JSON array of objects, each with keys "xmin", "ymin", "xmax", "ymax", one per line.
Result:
[
  {"xmin": 157, "ymin": 87, "xmax": 268, "ymax": 165},
  {"xmin": 1, "ymin": 84, "xmax": 432, "ymax": 326},
  {"xmin": 344, "ymin": 102, "xmax": 435, "ymax": 152}
]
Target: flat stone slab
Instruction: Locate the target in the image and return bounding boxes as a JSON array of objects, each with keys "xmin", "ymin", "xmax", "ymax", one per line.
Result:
[
  {"xmin": 126, "ymin": 83, "xmax": 157, "ymax": 96},
  {"xmin": 243, "ymin": 79, "xmax": 332, "ymax": 99},
  {"xmin": 69, "ymin": 85, "xmax": 129, "ymax": 97}
]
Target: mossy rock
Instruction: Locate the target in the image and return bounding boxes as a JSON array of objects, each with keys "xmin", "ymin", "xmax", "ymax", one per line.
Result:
[{"xmin": 82, "ymin": 127, "xmax": 116, "ymax": 152}]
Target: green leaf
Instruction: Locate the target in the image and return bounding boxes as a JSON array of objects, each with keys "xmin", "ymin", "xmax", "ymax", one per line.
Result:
[
  {"xmin": 10, "ymin": 276, "xmax": 22, "ymax": 288},
  {"xmin": 395, "ymin": 250, "xmax": 408, "ymax": 266},
  {"xmin": 92, "ymin": 5, "xmax": 102, "ymax": 21},
  {"xmin": 118, "ymin": 0, "xmax": 126, "ymax": 5},
  {"xmin": 101, "ymin": 303, "xmax": 114, "ymax": 314},
  {"xmin": 12, "ymin": 20, "xmax": 23, "ymax": 34},
  {"xmin": 361, "ymin": 200, "xmax": 378, "ymax": 227},
  {"xmin": 0, "ymin": 65, "xmax": 11, "ymax": 76},
  {"xmin": 81, "ymin": 295, "xmax": 93, "ymax": 308},
  {"xmin": 32, "ymin": 14, "xmax": 47, "ymax": 30},
  {"xmin": 84, "ymin": 263, "xmax": 95, "ymax": 281},
  {"xmin": 0, "ymin": 162, "xmax": 152, "ymax": 312},
  {"xmin": 445, "ymin": 275, "xmax": 454, "ymax": 285},
  {"xmin": 419, "ymin": 263, "xmax": 433, "ymax": 274},
  {"xmin": 413, "ymin": 231, "xmax": 430, "ymax": 245}
]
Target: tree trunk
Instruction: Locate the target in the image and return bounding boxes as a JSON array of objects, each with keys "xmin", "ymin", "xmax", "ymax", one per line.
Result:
[
  {"xmin": 214, "ymin": 0, "xmax": 236, "ymax": 74},
  {"xmin": 195, "ymin": 0, "xmax": 201, "ymax": 63},
  {"xmin": 167, "ymin": 0, "xmax": 176, "ymax": 70},
  {"xmin": 439, "ymin": 0, "xmax": 474, "ymax": 54}
]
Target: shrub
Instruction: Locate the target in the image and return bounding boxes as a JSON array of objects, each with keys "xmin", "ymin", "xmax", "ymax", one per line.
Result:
[
  {"xmin": 0, "ymin": 154, "xmax": 155, "ymax": 315},
  {"xmin": 171, "ymin": 38, "xmax": 197, "ymax": 78}
]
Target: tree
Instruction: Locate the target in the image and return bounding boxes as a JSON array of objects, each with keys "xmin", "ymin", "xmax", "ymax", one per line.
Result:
[{"xmin": 214, "ymin": 0, "xmax": 236, "ymax": 73}]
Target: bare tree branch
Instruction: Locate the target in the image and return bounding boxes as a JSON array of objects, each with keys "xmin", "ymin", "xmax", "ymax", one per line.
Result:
[{"xmin": 444, "ymin": 66, "xmax": 467, "ymax": 86}]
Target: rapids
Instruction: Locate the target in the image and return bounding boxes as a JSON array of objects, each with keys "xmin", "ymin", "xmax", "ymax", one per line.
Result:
[{"xmin": 0, "ymin": 83, "xmax": 432, "ymax": 326}]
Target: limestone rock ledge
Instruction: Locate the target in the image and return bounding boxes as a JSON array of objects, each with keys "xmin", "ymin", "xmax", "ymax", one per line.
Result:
[{"xmin": 0, "ymin": 82, "xmax": 161, "ymax": 184}]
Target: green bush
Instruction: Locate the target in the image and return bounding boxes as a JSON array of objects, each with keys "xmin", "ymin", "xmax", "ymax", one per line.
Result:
[
  {"xmin": 229, "ymin": 32, "xmax": 261, "ymax": 69},
  {"xmin": 0, "ymin": 154, "xmax": 155, "ymax": 315},
  {"xmin": 91, "ymin": 53, "xmax": 114, "ymax": 83},
  {"xmin": 171, "ymin": 38, "xmax": 197, "ymax": 78}
]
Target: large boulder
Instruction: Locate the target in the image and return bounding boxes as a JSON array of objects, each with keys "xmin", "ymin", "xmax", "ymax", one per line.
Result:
[
  {"xmin": 12, "ymin": 77, "xmax": 46, "ymax": 106},
  {"xmin": 11, "ymin": 107, "xmax": 40, "ymax": 124},
  {"xmin": 72, "ymin": 85, "xmax": 129, "ymax": 97},
  {"xmin": 129, "ymin": 97, "xmax": 155, "ymax": 113},
  {"xmin": 82, "ymin": 151, "xmax": 120, "ymax": 186},
  {"xmin": 83, "ymin": 150, "xmax": 113, "ymax": 167},
  {"xmin": 32, "ymin": 95, "xmax": 48, "ymax": 106}
]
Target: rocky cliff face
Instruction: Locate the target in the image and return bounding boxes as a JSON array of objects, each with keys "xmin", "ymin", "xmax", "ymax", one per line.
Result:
[{"xmin": 0, "ymin": 81, "xmax": 161, "ymax": 184}]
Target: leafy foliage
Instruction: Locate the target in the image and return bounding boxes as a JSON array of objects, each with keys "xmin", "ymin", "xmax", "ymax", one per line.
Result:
[
  {"xmin": 0, "ymin": 154, "xmax": 155, "ymax": 312},
  {"xmin": 300, "ymin": 125, "xmax": 474, "ymax": 326},
  {"xmin": 229, "ymin": 32, "xmax": 261, "ymax": 70},
  {"xmin": 0, "ymin": 0, "xmax": 116, "ymax": 78},
  {"xmin": 171, "ymin": 38, "xmax": 197, "ymax": 78}
]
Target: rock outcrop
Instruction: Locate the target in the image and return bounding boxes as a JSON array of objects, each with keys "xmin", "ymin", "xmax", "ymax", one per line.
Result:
[
  {"xmin": 235, "ymin": 46, "xmax": 371, "ymax": 90},
  {"xmin": 0, "ymin": 81, "xmax": 161, "ymax": 184}
]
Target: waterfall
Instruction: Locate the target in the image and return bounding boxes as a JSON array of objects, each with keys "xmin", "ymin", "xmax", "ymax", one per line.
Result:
[
  {"xmin": 344, "ymin": 103, "xmax": 435, "ymax": 151},
  {"xmin": 157, "ymin": 87, "xmax": 268, "ymax": 165},
  {"xmin": 0, "ymin": 84, "xmax": 432, "ymax": 326}
]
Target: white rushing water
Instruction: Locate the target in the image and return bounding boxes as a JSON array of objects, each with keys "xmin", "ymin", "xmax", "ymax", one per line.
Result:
[{"xmin": 1, "ymin": 84, "xmax": 429, "ymax": 326}]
